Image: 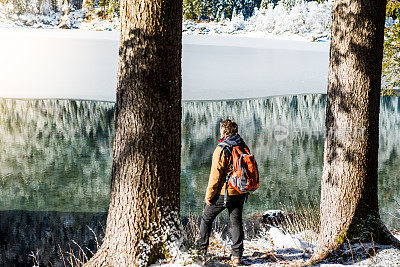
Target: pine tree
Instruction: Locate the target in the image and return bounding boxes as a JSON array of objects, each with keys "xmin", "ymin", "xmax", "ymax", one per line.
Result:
[
  {"xmin": 183, "ymin": 0, "xmax": 196, "ymax": 20},
  {"xmin": 202, "ymin": 0, "xmax": 214, "ymax": 20},
  {"xmin": 382, "ymin": 0, "xmax": 400, "ymax": 90},
  {"xmin": 243, "ymin": 0, "xmax": 255, "ymax": 18},
  {"xmin": 84, "ymin": 0, "xmax": 183, "ymax": 265},
  {"xmin": 27, "ymin": 0, "xmax": 39, "ymax": 13},
  {"xmin": 39, "ymin": 0, "xmax": 53, "ymax": 15},
  {"xmin": 193, "ymin": 0, "xmax": 203, "ymax": 20},
  {"xmin": 311, "ymin": 0, "xmax": 400, "ymax": 262},
  {"xmin": 224, "ymin": 0, "xmax": 235, "ymax": 19},
  {"xmin": 82, "ymin": 0, "xmax": 94, "ymax": 11}
]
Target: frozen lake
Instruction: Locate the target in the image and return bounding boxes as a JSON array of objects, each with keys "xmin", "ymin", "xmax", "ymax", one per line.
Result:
[{"xmin": 0, "ymin": 28, "xmax": 329, "ymax": 101}]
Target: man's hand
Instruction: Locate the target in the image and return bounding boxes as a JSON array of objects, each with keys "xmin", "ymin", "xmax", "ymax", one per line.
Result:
[{"xmin": 205, "ymin": 199, "xmax": 212, "ymax": 206}]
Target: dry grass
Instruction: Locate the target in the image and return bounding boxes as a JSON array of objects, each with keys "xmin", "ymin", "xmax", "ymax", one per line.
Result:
[
  {"xmin": 28, "ymin": 196, "xmax": 398, "ymax": 266},
  {"xmin": 183, "ymin": 206, "xmax": 201, "ymax": 249},
  {"xmin": 263, "ymin": 193, "xmax": 321, "ymax": 248},
  {"xmin": 183, "ymin": 205, "xmax": 229, "ymax": 255},
  {"xmin": 387, "ymin": 199, "xmax": 400, "ymax": 225},
  {"xmin": 280, "ymin": 193, "xmax": 320, "ymax": 235},
  {"xmin": 29, "ymin": 248, "xmax": 40, "ymax": 267},
  {"xmin": 33, "ymin": 198, "xmax": 323, "ymax": 266},
  {"xmin": 208, "ymin": 216, "xmax": 229, "ymax": 255},
  {"xmin": 57, "ymin": 225, "xmax": 100, "ymax": 267},
  {"xmin": 182, "ymin": 197, "xmax": 321, "ymax": 265}
]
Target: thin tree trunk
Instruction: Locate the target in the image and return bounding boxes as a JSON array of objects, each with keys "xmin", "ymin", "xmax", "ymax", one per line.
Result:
[
  {"xmin": 312, "ymin": 0, "xmax": 400, "ymax": 262},
  {"xmin": 85, "ymin": 0, "xmax": 182, "ymax": 266},
  {"xmin": 82, "ymin": 0, "xmax": 92, "ymax": 9}
]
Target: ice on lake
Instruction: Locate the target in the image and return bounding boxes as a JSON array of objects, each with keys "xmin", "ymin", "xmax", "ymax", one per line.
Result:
[{"xmin": 0, "ymin": 28, "xmax": 329, "ymax": 101}]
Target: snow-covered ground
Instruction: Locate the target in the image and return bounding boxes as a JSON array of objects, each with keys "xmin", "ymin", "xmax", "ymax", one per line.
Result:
[
  {"xmin": 0, "ymin": 27, "xmax": 329, "ymax": 101},
  {"xmin": 155, "ymin": 227, "xmax": 400, "ymax": 266}
]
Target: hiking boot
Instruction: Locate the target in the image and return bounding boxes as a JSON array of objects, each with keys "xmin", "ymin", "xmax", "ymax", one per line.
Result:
[{"xmin": 231, "ymin": 255, "xmax": 243, "ymax": 266}]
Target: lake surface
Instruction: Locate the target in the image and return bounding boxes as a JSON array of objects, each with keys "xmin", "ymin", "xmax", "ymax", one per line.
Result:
[
  {"xmin": 0, "ymin": 94, "xmax": 399, "ymax": 265},
  {"xmin": 0, "ymin": 29, "xmax": 329, "ymax": 101}
]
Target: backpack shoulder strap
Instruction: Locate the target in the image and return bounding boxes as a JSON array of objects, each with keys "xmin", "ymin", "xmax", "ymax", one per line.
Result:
[{"xmin": 217, "ymin": 142, "xmax": 233, "ymax": 157}]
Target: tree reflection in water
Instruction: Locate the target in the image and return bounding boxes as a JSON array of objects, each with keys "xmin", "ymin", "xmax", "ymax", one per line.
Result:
[{"xmin": 0, "ymin": 95, "xmax": 399, "ymax": 265}]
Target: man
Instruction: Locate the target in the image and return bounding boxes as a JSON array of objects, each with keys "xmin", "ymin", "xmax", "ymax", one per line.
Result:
[{"xmin": 198, "ymin": 119, "xmax": 248, "ymax": 266}]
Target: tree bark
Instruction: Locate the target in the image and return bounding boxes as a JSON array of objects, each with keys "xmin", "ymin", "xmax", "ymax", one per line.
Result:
[
  {"xmin": 312, "ymin": 0, "xmax": 400, "ymax": 262},
  {"xmin": 84, "ymin": 0, "xmax": 182, "ymax": 266}
]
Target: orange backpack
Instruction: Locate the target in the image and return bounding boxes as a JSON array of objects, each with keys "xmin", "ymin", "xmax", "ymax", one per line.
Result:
[{"xmin": 220, "ymin": 143, "xmax": 259, "ymax": 200}]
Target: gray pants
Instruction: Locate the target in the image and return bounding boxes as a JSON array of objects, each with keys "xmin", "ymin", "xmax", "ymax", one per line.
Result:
[{"xmin": 198, "ymin": 194, "xmax": 246, "ymax": 257}]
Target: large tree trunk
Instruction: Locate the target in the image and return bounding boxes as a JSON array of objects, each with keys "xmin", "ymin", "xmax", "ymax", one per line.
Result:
[
  {"xmin": 312, "ymin": 0, "xmax": 400, "ymax": 262},
  {"xmin": 85, "ymin": 0, "xmax": 182, "ymax": 266}
]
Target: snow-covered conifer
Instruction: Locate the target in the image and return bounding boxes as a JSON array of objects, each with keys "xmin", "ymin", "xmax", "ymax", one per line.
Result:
[{"xmin": 39, "ymin": 0, "xmax": 53, "ymax": 15}]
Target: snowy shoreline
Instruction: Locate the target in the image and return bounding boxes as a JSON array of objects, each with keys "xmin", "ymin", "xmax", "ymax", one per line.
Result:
[
  {"xmin": 161, "ymin": 212, "xmax": 400, "ymax": 267},
  {"xmin": 0, "ymin": 0, "xmax": 334, "ymax": 42}
]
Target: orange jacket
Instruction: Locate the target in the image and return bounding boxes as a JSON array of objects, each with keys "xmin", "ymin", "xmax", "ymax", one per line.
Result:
[{"xmin": 205, "ymin": 146, "xmax": 241, "ymax": 202}]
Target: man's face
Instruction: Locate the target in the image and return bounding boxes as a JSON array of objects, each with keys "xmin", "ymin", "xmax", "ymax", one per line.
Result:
[{"xmin": 220, "ymin": 126, "xmax": 225, "ymax": 139}]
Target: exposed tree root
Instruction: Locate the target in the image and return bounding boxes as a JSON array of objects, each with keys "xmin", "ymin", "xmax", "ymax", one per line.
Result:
[
  {"xmin": 84, "ymin": 247, "xmax": 110, "ymax": 267},
  {"xmin": 309, "ymin": 222, "xmax": 400, "ymax": 265}
]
